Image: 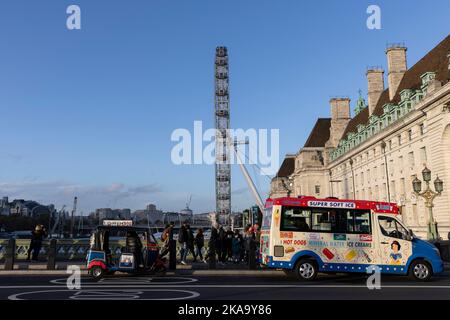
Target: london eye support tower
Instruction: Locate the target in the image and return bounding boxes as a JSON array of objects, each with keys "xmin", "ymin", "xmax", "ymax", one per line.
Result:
[{"xmin": 214, "ymin": 46, "xmax": 231, "ymax": 216}]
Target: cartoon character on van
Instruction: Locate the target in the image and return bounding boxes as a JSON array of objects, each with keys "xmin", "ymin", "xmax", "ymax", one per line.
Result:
[{"xmin": 389, "ymin": 241, "xmax": 402, "ymax": 265}]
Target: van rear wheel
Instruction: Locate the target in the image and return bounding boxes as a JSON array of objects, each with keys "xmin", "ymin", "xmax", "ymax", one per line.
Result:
[
  {"xmin": 409, "ymin": 260, "xmax": 432, "ymax": 281},
  {"xmin": 89, "ymin": 266, "xmax": 105, "ymax": 281},
  {"xmin": 294, "ymin": 258, "xmax": 318, "ymax": 281}
]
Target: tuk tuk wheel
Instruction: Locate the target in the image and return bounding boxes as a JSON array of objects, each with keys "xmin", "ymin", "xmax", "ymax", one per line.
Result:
[
  {"xmin": 89, "ymin": 266, "xmax": 105, "ymax": 281},
  {"xmin": 408, "ymin": 260, "xmax": 432, "ymax": 281},
  {"xmin": 294, "ymin": 258, "xmax": 318, "ymax": 281}
]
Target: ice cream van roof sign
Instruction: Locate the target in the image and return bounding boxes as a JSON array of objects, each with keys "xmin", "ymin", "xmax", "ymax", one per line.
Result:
[
  {"xmin": 268, "ymin": 197, "xmax": 399, "ymax": 214},
  {"xmin": 307, "ymin": 200, "xmax": 356, "ymax": 209}
]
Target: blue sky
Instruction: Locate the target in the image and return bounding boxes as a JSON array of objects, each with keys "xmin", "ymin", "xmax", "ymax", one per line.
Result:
[{"xmin": 0, "ymin": 0, "xmax": 449, "ymax": 214}]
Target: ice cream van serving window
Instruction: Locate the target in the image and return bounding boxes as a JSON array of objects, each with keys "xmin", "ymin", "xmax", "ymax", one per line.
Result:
[{"xmin": 280, "ymin": 206, "xmax": 371, "ymax": 234}]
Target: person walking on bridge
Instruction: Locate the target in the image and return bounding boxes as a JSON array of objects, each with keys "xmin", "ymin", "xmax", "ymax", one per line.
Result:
[
  {"xmin": 27, "ymin": 224, "xmax": 47, "ymax": 261},
  {"xmin": 178, "ymin": 222, "xmax": 189, "ymax": 265},
  {"xmin": 193, "ymin": 228, "xmax": 206, "ymax": 263}
]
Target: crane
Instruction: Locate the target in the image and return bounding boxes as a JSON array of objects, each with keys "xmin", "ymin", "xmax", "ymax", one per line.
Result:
[
  {"xmin": 50, "ymin": 205, "xmax": 66, "ymax": 237},
  {"xmin": 70, "ymin": 196, "xmax": 77, "ymax": 238},
  {"xmin": 77, "ymin": 211, "xmax": 84, "ymax": 236},
  {"xmin": 186, "ymin": 195, "xmax": 192, "ymax": 209}
]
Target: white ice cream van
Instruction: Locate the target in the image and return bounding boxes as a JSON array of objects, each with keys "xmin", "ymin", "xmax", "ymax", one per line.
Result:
[{"xmin": 260, "ymin": 196, "xmax": 444, "ymax": 281}]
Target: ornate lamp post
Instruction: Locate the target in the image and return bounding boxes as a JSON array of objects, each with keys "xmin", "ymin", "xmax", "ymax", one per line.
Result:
[
  {"xmin": 412, "ymin": 167, "xmax": 444, "ymax": 241},
  {"xmin": 280, "ymin": 176, "xmax": 293, "ymax": 197}
]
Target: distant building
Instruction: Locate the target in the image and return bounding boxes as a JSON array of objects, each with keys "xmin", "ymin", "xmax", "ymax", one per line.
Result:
[
  {"xmin": 95, "ymin": 208, "xmax": 131, "ymax": 221},
  {"xmin": 179, "ymin": 204, "xmax": 193, "ymax": 222},
  {"xmin": 132, "ymin": 203, "xmax": 164, "ymax": 225},
  {"xmin": 0, "ymin": 196, "xmax": 53, "ymax": 217}
]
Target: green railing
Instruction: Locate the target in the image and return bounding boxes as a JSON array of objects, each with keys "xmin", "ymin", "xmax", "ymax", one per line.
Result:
[{"xmin": 0, "ymin": 239, "xmax": 208, "ymax": 262}]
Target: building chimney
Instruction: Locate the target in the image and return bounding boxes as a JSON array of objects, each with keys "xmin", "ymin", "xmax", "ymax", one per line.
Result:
[
  {"xmin": 366, "ymin": 68, "xmax": 384, "ymax": 116},
  {"xmin": 326, "ymin": 98, "xmax": 351, "ymax": 149},
  {"xmin": 386, "ymin": 45, "xmax": 407, "ymax": 100},
  {"xmin": 330, "ymin": 97, "xmax": 350, "ymax": 120}
]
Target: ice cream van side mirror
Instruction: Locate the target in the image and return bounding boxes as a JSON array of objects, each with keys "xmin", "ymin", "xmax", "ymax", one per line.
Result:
[{"xmin": 407, "ymin": 229, "xmax": 414, "ymax": 241}]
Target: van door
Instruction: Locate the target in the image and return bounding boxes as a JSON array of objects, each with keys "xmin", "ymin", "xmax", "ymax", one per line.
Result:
[{"xmin": 376, "ymin": 215, "xmax": 412, "ymax": 268}]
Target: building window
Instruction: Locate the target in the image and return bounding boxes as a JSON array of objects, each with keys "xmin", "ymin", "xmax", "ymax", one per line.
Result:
[
  {"xmin": 315, "ymin": 185, "xmax": 321, "ymax": 195},
  {"xmin": 420, "ymin": 147, "xmax": 427, "ymax": 164},
  {"xmin": 390, "ymin": 181, "xmax": 396, "ymax": 200},
  {"xmin": 408, "ymin": 151, "xmax": 415, "ymax": 167},
  {"xmin": 408, "ymin": 129, "xmax": 413, "ymax": 141},
  {"xmin": 400, "ymin": 178, "xmax": 406, "ymax": 197},
  {"xmin": 397, "ymin": 135, "xmax": 402, "ymax": 146},
  {"xmin": 388, "ymin": 140, "xmax": 392, "ymax": 150},
  {"xmin": 419, "ymin": 123, "xmax": 425, "ymax": 135}
]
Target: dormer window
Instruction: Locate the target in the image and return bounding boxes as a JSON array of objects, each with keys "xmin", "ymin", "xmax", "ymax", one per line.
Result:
[
  {"xmin": 400, "ymin": 89, "xmax": 412, "ymax": 101},
  {"xmin": 420, "ymin": 72, "xmax": 436, "ymax": 86}
]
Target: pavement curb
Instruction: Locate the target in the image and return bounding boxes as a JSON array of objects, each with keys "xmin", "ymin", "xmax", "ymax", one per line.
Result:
[
  {"xmin": 0, "ymin": 270, "xmax": 284, "ymax": 276},
  {"xmin": 1, "ymin": 262, "xmax": 449, "ymax": 276}
]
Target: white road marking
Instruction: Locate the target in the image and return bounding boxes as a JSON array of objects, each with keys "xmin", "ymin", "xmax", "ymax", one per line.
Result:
[
  {"xmin": 8, "ymin": 289, "xmax": 200, "ymax": 300},
  {"xmin": 50, "ymin": 276, "xmax": 198, "ymax": 285},
  {"xmin": 1, "ymin": 284, "xmax": 450, "ymax": 289}
]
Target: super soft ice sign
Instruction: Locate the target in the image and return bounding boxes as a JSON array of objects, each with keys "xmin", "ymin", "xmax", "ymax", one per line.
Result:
[{"xmin": 307, "ymin": 200, "xmax": 356, "ymax": 209}]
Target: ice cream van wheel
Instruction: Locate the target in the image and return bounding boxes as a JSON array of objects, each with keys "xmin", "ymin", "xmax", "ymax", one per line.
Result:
[
  {"xmin": 408, "ymin": 259, "xmax": 432, "ymax": 281},
  {"xmin": 294, "ymin": 258, "xmax": 318, "ymax": 281}
]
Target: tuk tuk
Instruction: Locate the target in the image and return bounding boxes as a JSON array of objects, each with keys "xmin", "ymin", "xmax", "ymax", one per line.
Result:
[{"xmin": 86, "ymin": 220, "xmax": 164, "ymax": 280}]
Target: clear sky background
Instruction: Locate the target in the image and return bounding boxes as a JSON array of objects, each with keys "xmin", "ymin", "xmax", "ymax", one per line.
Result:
[{"xmin": 0, "ymin": 0, "xmax": 449, "ymax": 214}]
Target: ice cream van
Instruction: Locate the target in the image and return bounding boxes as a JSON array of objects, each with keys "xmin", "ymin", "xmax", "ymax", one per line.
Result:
[{"xmin": 260, "ymin": 196, "xmax": 444, "ymax": 281}]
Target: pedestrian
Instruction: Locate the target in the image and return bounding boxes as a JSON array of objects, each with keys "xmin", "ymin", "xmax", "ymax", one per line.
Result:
[
  {"xmin": 225, "ymin": 227, "xmax": 234, "ymax": 261},
  {"xmin": 159, "ymin": 222, "xmax": 174, "ymax": 259},
  {"xmin": 207, "ymin": 222, "xmax": 219, "ymax": 263},
  {"xmin": 218, "ymin": 225, "xmax": 227, "ymax": 264},
  {"xmin": 126, "ymin": 230, "xmax": 144, "ymax": 268},
  {"xmin": 243, "ymin": 225, "xmax": 255, "ymax": 264},
  {"xmin": 232, "ymin": 229, "xmax": 243, "ymax": 264},
  {"xmin": 178, "ymin": 221, "xmax": 189, "ymax": 265},
  {"xmin": 187, "ymin": 224, "xmax": 195, "ymax": 261},
  {"xmin": 27, "ymin": 224, "xmax": 47, "ymax": 261},
  {"xmin": 193, "ymin": 228, "xmax": 206, "ymax": 263}
]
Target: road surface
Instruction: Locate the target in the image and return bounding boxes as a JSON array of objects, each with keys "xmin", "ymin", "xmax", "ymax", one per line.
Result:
[{"xmin": 1, "ymin": 271, "xmax": 450, "ymax": 300}]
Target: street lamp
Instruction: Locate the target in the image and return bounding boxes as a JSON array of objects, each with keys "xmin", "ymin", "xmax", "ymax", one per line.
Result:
[
  {"xmin": 412, "ymin": 167, "xmax": 444, "ymax": 241},
  {"xmin": 280, "ymin": 176, "xmax": 293, "ymax": 197},
  {"xmin": 381, "ymin": 141, "xmax": 391, "ymax": 202}
]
